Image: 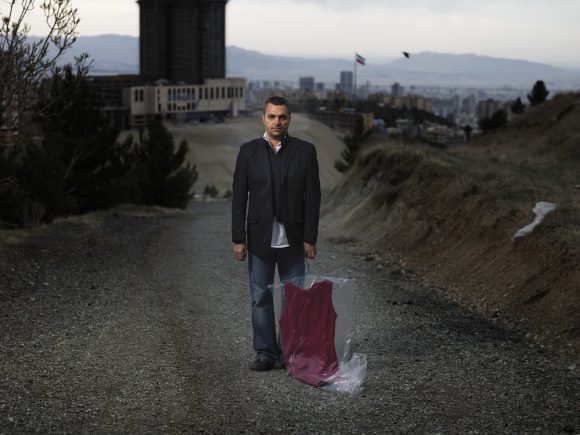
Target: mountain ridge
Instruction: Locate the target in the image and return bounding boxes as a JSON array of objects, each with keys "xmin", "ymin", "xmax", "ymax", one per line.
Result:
[{"xmin": 50, "ymin": 35, "xmax": 580, "ymax": 89}]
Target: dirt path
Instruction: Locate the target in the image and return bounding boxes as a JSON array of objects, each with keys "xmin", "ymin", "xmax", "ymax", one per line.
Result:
[
  {"xmin": 1, "ymin": 201, "xmax": 579, "ymax": 434},
  {"xmin": 162, "ymin": 113, "xmax": 345, "ymax": 194}
]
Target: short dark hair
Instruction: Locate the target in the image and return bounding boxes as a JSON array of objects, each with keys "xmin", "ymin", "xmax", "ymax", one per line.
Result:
[{"xmin": 264, "ymin": 96, "xmax": 290, "ymax": 115}]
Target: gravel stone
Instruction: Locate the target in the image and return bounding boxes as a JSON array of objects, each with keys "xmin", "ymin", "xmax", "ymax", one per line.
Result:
[{"xmin": 1, "ymin": 201, "xmax": 579, "ymax": 433}]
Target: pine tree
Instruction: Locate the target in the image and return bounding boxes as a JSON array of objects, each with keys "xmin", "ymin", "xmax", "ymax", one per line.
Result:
[
  {"xmin": 334, "ymin": 115, "xmax": 366, "ymax": 172},
  {"xmin": 527, "ymin": 80, "xmax": 549, "ymax": 106},
  {"xmin": 137, "ymin": 117, "xmax": 198, "ymax": 209},
  {"xmin": 0, "ymin": 65, "xmax": 135, "ymax": 226},
  {"xmin": 334, "ymin": 135, "xmax": 360, "ymax": 173},
  {"xmin": 24, "ymin": 64, "xmax": 136, "ymax": 221},
  {"xmin": 1, "ymin": 0, "xmax": 86, "ymax": 226},
  {"xmin": 479, "ymin": 109, "xmax": 507, "ymax": 132},
  {"xmin": 511, "ymin": 97, "xmax": 526, "ymax": 114},
  {"xmin": 0, "ymin": 145, "xmax": 27, "ymax": 227},
  {"xmin": 462, "ymin": 125, "xmax": 473, "ymax": 142}
]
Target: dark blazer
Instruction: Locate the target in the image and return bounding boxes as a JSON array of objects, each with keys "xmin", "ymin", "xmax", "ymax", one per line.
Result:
[{"xmin": 231, "ymin": 135, "xmax": 321, "ymax": 259}]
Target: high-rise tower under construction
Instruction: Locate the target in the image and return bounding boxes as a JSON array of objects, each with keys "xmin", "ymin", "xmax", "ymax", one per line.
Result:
[{"xmin": 138, "ymin": 0, "xmax": 227, "ymax": 84}]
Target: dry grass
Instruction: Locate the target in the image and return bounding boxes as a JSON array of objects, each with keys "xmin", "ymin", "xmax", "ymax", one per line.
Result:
[
  {"xmin": 122, "ymin": 113, "xmax": 346, "ymax": 194},
  {"xmin": 322, "ymin": 93, "xmax": 580, "ymax": 356},
  {"xmin": 0, "ymin": 204, "xmax": 188, "ymax": 250}
]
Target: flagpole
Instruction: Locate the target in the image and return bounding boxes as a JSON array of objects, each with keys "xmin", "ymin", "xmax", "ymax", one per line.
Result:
[
  {"xmin": 354, "ymin": 53, "xmax": 365, "ymax": 104},
  {"xmin": 354, "ymin": 53, "xmax": 357, "ymax": 103}
]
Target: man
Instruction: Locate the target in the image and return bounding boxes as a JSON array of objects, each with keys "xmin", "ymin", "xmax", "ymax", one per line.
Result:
[{"xmin": 232, "ymin": 96, "xmax": 321, "ymax": 371}]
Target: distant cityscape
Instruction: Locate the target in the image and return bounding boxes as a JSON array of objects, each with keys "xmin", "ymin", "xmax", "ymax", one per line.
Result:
[
  {"xmin": 58, "ymin": 28, "xmax": 572, "ymax": 146},
  {"xmin": 10, "ymin": 0, "xmax": 575, "ymax": 147},
  {"xmin": 247, "ymin": 74, "xmax": 529, "ymax": 125},
  {"xmin": 241, "ymin": 68, "xmax": 534, "ymax": 147}
]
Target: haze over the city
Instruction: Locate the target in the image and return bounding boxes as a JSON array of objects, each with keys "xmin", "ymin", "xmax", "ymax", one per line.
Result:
[{"xmin": 20, "ymin": 0, "xmax": 580, "ymax": 69}]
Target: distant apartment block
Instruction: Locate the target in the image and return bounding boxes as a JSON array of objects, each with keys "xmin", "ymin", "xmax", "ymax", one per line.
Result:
[
  {"xmin": 299, "ymin": 77, "xmax": 315, "ymax": 92},
  {"xmin": 462, "ymin": 95, "xmax": 478, "ymax": 115},
  {"xmin": 383, "ymin": 95, "xmax": 433, "ymax": 112},
  {"xmin": 124, "ymin": 78, "xmax": 246, "ymax": 127},
  {"xmin": 477, "ymin": 98, "xmax": 506, "ymax": 120},
  {"xmin": 138, "ymin": 0, "xmax": 226, "ymax": 84},
  {"xmin": 421, "ymin": 123, "xmax": 461, "ymax": 145},
  {"xmin": 391, "ymin": 82, "xmax": 405, "ymax": 98},
  {"xmin": 88, "ymin": 75, "xmax": 143, "ymax": 128},
  {"xmin": 337, "ymin": 71, "xmax": 353, "ymax": 95},
  {"xmin": 316, "ymin": 109, "xmax": 374, "ymax": 134},
  {"xmin": 84, "ymin": 0, "xmax": 244, "ymax": 129}
]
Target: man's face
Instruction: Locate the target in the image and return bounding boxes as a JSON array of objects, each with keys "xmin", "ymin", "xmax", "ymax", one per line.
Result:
[{"xmin": 262, "ymin": 103, "xmax": 290, "ymax": 141}]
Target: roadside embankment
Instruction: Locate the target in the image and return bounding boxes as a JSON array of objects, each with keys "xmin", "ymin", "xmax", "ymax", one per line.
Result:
[{"xmin": 322, "ymin": 92, "xmax": 580, "ymax": 357}]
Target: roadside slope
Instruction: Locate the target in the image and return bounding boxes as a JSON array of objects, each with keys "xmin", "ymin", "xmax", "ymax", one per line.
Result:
[
  {"xmin": 165, "ymin": 112, "xmax": 345, "ymax": 194},
  {"xmin": 1, "ymin": 202, "xmax": 579, "ymax": 433},
  {"xmin": 322, "ymin": 92, "xmax": 580, "ymax": 356}
]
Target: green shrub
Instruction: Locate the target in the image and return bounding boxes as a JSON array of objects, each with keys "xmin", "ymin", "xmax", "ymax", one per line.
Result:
[{"xmin": 136, "ymin": 117, "xmax": 198, "ymax": 209}]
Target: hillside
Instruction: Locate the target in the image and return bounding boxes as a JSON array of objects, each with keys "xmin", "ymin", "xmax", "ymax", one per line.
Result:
[
  {"xmin": 226, "ymin": 46, "xmax": 354, "ymax": 84},
  {"xmin": 122, "ymin": 113, "xmax": 346, "ymax": 195},
  {"xmin": 322, "ymin": 92, "xmax": 580, "ymax": 356},
  {"xmin": 43, "ymin": 34, "xmax": 139, "ymax": 75},
  {"xmin": 386, "ymin": 51, "xmax": 580, "ymax": 89}
]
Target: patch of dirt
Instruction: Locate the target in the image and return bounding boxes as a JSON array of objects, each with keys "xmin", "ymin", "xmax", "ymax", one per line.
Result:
[
  {"xmin": 0, "ymin": 204, "xmax": 186, "ymax": 250},
  {"xmin": 322, "ymin": 92, "xmax": 580, "ymax": 357},
  {"xmin": 121, "ymin": 112, "xmax": 346, "ymax": 195},
  {"xmin": 2, "ymin": 201, "xmax": 579, "ymax": 432}
]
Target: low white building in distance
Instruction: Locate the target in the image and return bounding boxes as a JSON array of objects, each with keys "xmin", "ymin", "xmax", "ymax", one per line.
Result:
[{"xmin": 123, "ymin": 77, "xmax": 247, "ymax": 127}]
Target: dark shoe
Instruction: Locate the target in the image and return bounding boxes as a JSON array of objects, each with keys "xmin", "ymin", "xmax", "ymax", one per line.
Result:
[
  {"xmin": 249, "ymin": 357, "xmax": 275, "ymax": 372},
  {"xmin": 274, "ymin": 360, "xmax": 285, "ymax": 370}
]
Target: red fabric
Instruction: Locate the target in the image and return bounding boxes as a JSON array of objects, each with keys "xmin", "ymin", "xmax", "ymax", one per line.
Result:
[{"xmin": 279, "ymin": 280, "xmax": 338, "ymax": 387}]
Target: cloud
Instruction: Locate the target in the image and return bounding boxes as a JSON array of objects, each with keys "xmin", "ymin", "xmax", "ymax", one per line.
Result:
[
  {"xmin": 256, "ymin": 0, "xmax": 575, "ymax": 15},
  {"xmin": 273, "ymin": 0, "xmax": 469, "ymax": 12}
]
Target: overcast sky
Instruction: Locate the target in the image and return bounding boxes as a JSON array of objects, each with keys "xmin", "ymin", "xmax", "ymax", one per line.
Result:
[{"xmin": 16, "ymin": 0, "xmax": 580, "ymax": 68}]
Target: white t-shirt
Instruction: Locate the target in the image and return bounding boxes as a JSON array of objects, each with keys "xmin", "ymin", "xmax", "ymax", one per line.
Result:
[{"xmin": 264, "ymin": 133, "xmax": 290, "ymax": 249}]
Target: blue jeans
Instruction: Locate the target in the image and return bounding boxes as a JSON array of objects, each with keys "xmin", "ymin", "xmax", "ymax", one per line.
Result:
[{"xmin": 248, "ymin": 247, "xmax": 305, "ymax": 363}]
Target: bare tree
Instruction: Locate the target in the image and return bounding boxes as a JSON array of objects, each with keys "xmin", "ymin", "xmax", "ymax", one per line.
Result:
[{"xmin": 0, "ymin": 0, "xmax": 87, "ymax": 137}]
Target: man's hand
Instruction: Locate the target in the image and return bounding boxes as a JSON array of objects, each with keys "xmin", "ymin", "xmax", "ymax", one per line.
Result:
[
  {"xmin": 233, "ymin": 243, "xmax": 247, "ymax": 261},
  {"xmin": 303, "ymin": 242, "xmax": 317, "ymax": 260}
]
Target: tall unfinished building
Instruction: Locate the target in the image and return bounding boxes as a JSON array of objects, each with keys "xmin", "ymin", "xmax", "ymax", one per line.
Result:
[{"xmin": 138, "ymin": 0, "xmax": 227, "ymax": 84}]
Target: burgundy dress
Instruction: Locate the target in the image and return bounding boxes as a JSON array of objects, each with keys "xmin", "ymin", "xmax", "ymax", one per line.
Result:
[{"xmin": 279, "ymin": 280, "xmax": 339, "ymax": 387}]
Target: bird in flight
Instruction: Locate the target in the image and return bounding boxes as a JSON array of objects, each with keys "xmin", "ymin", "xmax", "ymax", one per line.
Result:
[{"xmin": 402, "ymin": 52, "xmax": 411, "ymax": 58}]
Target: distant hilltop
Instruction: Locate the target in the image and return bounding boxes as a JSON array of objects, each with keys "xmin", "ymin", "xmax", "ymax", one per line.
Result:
[{"xmin": 55, "ymin": 34, "xmax": 580, "ymax": 89}]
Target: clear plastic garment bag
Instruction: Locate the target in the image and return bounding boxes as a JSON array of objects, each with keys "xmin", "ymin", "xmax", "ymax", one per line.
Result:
[{"xmin": 270, "ymin": 275, "xmax": 367, "ymax": 395}]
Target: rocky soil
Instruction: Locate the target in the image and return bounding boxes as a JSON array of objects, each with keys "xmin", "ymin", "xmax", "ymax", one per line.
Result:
[
  {"xmin": 1, "ymin": 201, "xmax": 579, "ymax": 434},
  {"xmin": 322, "ymin": 92, "xmax": 580, "ymax": 358},
  {"xmin": 158, "ymin": 112, "xmax": 345, "ymax": 194}
]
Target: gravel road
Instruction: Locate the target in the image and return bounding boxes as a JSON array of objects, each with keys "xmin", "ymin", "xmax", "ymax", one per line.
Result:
[{"xmin": 1, "ymin": 200, "xmax": 579, "ymax": 434}]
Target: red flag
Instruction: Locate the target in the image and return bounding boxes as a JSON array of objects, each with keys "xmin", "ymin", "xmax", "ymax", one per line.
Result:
[{"xmin": 356, "ymin": 53, "xmax": 366, "ymax": 66}]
